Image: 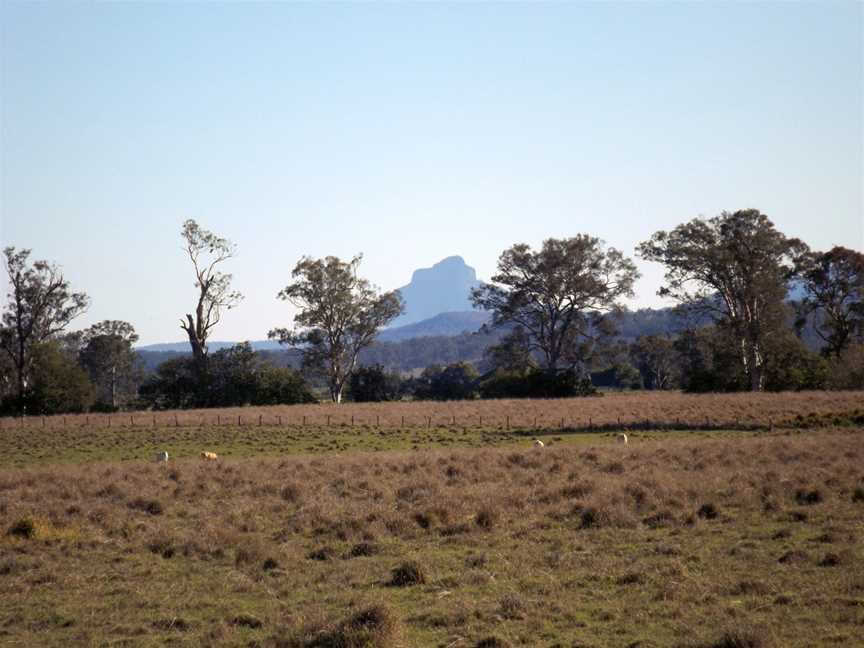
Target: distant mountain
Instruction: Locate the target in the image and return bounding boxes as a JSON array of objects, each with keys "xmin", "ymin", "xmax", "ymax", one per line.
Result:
[
  {"xmin": 392, "ymin": 256, "xmax": 484, "ymax": 327},
  {"xmin": 136, "ymin": 340, "xmax": 283, "ymax": 353}
]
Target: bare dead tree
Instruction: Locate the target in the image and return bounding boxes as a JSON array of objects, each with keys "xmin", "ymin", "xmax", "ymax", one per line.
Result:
[{"xmin": 179, "ymin": 220, "xmax": 242, "ymax": 362}]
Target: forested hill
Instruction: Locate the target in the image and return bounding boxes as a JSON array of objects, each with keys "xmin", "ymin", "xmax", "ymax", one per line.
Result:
[{"xmin": 136, "ymin": 307, "xmax": 699, "ymax": 374}]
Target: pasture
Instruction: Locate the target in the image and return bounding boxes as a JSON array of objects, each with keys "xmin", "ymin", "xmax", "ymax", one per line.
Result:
[{"xmin": 0, "ymin": 393, "xmax": 862, "ymax": 647}]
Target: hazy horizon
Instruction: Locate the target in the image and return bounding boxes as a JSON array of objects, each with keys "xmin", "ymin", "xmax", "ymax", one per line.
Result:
[{"xmin": 2, "ymin": 2, "xmax": 862, "ymax": 345}]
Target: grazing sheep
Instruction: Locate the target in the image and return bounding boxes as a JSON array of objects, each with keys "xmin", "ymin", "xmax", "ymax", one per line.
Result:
[
  {"xmin": 533, "ymin": 438, "xmax": 545, "ymax": 448},
  {"xmin": 154, "ymin": 451, "xmax": 169, "ymax": 463},
  {"xmin": 201, "ymin": 451, "xmax": 218, "ymax": 460},
  {"xmin": 617, "ymin": 433, "xmax": 628, "ymax": 444}
]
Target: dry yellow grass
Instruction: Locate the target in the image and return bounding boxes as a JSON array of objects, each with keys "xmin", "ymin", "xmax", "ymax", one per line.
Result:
[
  {"xmin": 3, "ymin": 390, "xmax": 862, "ymax": 432},
  {"xmin": 1, "ymin": 427, "xmax": 862, "ymax": 646}
]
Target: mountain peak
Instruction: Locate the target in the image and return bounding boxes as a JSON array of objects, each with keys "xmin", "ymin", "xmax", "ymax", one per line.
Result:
[{"xmin": 395, "ymin": 256, "xmax": 482, "ymax": 327}]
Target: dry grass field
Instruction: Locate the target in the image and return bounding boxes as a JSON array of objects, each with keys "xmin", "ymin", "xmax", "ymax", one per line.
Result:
[
  {"xmin": 3, "ymin": 391, "xmax": 863, "ymax": 433},
  {"xmin": 1, "ymin": 401, "xmax": 863, "ymax": 646}
]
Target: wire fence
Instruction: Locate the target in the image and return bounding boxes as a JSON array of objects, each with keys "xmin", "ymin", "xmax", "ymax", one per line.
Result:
[{"xmin": 0, "ymin": 411, "xmax": 800, "ymax": 433}]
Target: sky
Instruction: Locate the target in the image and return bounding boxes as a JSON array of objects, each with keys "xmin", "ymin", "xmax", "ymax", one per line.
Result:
[{"xmin": 1, "ymin": 1, "xmax": 862, "ymax": 346}]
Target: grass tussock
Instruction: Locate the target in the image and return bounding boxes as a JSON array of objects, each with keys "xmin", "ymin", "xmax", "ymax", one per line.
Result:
[
  {"xmin": 282, "ymin": 604, "xmax": 402, "ymax": 648},
  {"xmin": 389, "ymin": 561, "xmax": 426, "ymax": 587}
]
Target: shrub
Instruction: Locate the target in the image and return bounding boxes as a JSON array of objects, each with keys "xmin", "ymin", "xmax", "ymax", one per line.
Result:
[{"xmin": 479, "ymin": 368, "xmax": 597, "ymax": 399}]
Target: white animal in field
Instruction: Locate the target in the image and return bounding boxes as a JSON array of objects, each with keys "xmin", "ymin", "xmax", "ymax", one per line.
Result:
[
  {"xmin": 533, "ymin": 438, "xmax": 545, "ymax": 448},
  {"xmin": 616, "ymin": 433, "xmax": 628, "ymax": 444},
  {"xmin": 201, "ymin": 451, "xmax": 218, "ymax": 460},
  {"xmin": 155, "ymin": 451, "xmax": 169, "ymax": 463}
]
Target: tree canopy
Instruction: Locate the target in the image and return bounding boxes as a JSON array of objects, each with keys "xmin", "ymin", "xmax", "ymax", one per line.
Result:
[
  {"xmin": 179, "ymin": 219, "xmax": 242, "ymax": 361},
  {"xmin": 638, "ymin": 209, "xmax": 806, "ymax": 391},
  {"xmin": 796, "ymin": 246, "xmax": 863, "ymax": 357},
  {"xmin": 1, "ymin": 247, "xmax": 89, "ymax": 411},
  {"xmin": 472, "ymin": 236, "xmax": 639, "ymax": 373},
  {"xmin": 269, "ymin": 255, "xmax": 403, "ymax": 403}
]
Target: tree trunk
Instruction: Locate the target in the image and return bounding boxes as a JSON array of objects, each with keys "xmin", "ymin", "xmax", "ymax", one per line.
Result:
[
  {"xmin": 183, "ymin": 314, "xmax": 206, "ymax": 361},
  {"xmin": 744, "ymin": 341, "xmax": 764, "ymax": 392}
]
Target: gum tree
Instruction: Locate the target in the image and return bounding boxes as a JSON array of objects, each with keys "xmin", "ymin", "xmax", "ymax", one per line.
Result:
[
  {"xmin": 472, "ymin": 235, "xmax": 639, "ymax": 374},
  {"xmin": 0, "ymin": 247, "xmax": 89, "ymax": 410},
  {"xmin": 638, "ymin": 209, "xmax": 806, "ymax": 391},
  {"xmin": 179, "ymin": 219, "xmax": 243, "ymax": 362},
  {"xmin": 796, "ymin": 246, "xmax": 863, "ymax": 357},
  {"xmin": 269, "ymin": 255, "xmax": 403, "ymax": 403}
]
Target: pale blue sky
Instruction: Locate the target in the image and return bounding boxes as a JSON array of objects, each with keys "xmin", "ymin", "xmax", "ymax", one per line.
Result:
[{"xmin": 1, "ymin": 1, "xmax": 862, "ymax": 345}]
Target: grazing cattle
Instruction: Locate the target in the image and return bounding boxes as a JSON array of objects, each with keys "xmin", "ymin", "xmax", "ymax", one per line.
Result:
[
  {"xmin": 154, "ymin": 451, "xmax": 169, "ymax": 463},
  {"xmin": 533, "ymin": 438, "xmax": 545, "ymax": 448},
  {"xmin": 617, "ymin": 433, "xmax": 628, "ymax": 444},
  {"xmin": 201, "ymin": 451, "xmax": 218, "ymax": 460}
]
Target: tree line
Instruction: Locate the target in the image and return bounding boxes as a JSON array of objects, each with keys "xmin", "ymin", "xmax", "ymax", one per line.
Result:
[{"xmin": 2, "ymin": 209, "xmax": 861, "ymax": 414}]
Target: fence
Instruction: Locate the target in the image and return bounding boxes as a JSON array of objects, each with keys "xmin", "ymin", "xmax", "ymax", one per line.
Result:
[{"xmin": 0, "ymin": 411, "xmax": 794, "ymax": 433}]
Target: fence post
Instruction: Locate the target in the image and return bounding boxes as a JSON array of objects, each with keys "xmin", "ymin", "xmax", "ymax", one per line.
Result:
[
  {"xmin": 506, "ymin": 415, "xmax": 510, "ymax": 431},
  {"xmin": 401, "ymin": 415, "xmax": 405, "ymax": 427},
  {"xmin": 130, "ymin": 415, "xmax": 134, "ymax": 426},
  {"xmin": 327, "ymin": 414, "xmax": 331, "ymax": 426},
  {"xmin": 238, "ymin": 415, "xmax": 241, "ymax": 427},
  {"xmin": 217, "ymin": 414, "xmax": 221, "ymax": 425},
  {"xmin": 589, "ymin": 416, "xmax": 592, "ymax": 430},
  {"xmin": 479, "ymin": 415, "xmax": 482, "ymax": 427},
  {"xmin": 175, "ymin": 414, "xmax": 179, "ymax": 427}
]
